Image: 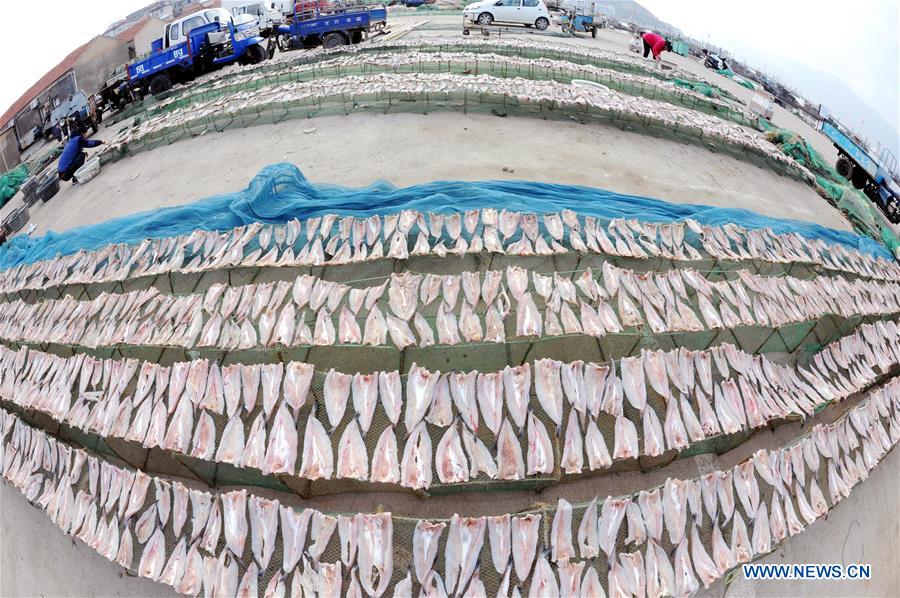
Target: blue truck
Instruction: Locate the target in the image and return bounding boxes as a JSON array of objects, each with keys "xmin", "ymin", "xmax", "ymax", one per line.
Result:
[
  {"xmin": 820, "ymin": 118, "xmax": 900, "ymax": 224},
  {"xmin": 127, "ymin": 7, "xmax": 268, "ymax": 96},
  {"xmin": 274, "ymin": 1, "xmax": 387, "ymax": 51}
]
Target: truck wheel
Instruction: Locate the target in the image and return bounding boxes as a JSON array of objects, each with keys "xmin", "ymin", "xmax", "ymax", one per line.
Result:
[
  {"xmin": 535, "ymin": 17, "xmax": 550, "ymax": 30},
  {"xmin": 277, "ymin": 34, "xmax": 293, "ymax": 52},
  {"xmin": 592, "ymin": 26, "xmax": 598, "ymax": 38},
  {"xmin": 90, "ymin": 121, "xmax": 98, "ymax": 135},
  {"xmin": 477, "ymin": 12, "xmax": 493, "ymax": 25},
  {"xmin": 835, "ymin": 156, "xmax": 853, "ymax": 179},
  {"xmin": 851, "ymin": 168, "xmax": 867, "ymax": 190},
  {"xmin": 246, "ymin": 44, "xmax": 267, "ymax": 64},
  {"xmin": 149, "ymin": 74, "xmax": 172, "ymax": 96},
  {"xmin": 322, "ymin": 33, "xmax": 348, "ymax": 49}
]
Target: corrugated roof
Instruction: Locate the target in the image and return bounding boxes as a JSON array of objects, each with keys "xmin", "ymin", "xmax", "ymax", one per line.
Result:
[
  {"xmin": 0, "ymin": 39, "xmax": 94, "ymax": 128},
  {"xmin": 115, "ymin": 16, "xmax": 153, "ymax": 42}
]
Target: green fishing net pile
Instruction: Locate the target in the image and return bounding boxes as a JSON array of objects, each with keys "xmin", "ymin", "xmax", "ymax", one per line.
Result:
[
  {"xmin": 716, "ymin": 68, "xmax": 756, "ymax": 89},
  {"xmin": 26, "ymin": 145, "xmax": 62, "ymax": 175},
  {"xmin": 0, "ymin": 165, "xmax": 28, "ymax": 207},
  {"xmin": 672, "ymin": 78, "xmax": 717, "ymax": 98},
  {"xmin": 763, "ymin": 124, "xmax": 899, "ymax": 254}
]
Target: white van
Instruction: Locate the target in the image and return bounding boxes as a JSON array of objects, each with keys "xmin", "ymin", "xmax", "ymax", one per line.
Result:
[{"xmin": 463, "ymin": 0, "xmax": 551, "ymax": 30}]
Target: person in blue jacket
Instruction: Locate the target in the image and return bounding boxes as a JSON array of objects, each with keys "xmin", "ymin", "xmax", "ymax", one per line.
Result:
[{"xmin": 58, "ymin": 125, "xmax": 103, "ymax": 183}]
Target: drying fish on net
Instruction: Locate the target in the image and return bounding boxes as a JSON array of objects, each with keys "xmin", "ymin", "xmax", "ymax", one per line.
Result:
[
  {"xmin": 1, "ymin": 372, "xmax": 896, "ymax": 596},
  {"xmin": 100, "ymin": 73, "xmax": 805, "ymax": 175},
  {"xmin": 147, "ymin": 50, "xmax": 749, "ymax": 129},
  {"xmin": 0, "ymin": 259, "xmax": 897, "ymax": 352},
  {"xmin": 155, "ymin": 36, "xmax": 740, "ymax": 116},
  {"xmin": 2, "ymin": 204, "xmax": 896, "ymax": 296},
  {"xmin": 1, "ymin": 318, "xmax": 895, "ymax": 493}
]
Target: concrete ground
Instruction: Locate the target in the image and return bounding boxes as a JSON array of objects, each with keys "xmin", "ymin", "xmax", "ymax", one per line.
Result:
[
  {"xmin": 0, "ymin": 481, "xmax": 176, "ymax": 597},
  {"xmin": 1, "ymin": 111, "xmax": 848, "ymax": 238}
]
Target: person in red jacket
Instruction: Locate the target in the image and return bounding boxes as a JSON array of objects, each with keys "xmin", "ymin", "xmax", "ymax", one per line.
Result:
[{"xmin": 641, "ymin": 31, "xmax": 672, "ymax": 61}]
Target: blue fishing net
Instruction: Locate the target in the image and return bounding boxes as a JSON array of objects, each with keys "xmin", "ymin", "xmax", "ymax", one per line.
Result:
[{"xmin": 0, "ymin": 163, "xmax": 891, "ymax": 270}]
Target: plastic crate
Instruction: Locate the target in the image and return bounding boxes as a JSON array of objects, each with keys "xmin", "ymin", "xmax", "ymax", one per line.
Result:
[
  {"xmin": 74, "ymin": 157, "xmax": 101, "ymax": 183},
  {"xmin": 37, "ymin": 173, "xmax": 60, "ymax": 203},
  {"xmin": 20, "ymin": 176, "xmax": 40, "ymax": 207},
  {"xmin": 2, "ymin": 206, "xmax": 29, "ymax": 236},
  {"xmin": 672, "ymin": 40, "xmax": 690, "ymax": 56}
]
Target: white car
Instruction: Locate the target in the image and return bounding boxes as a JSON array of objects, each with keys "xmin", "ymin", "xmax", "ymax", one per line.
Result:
[{"xmin": 463, "ymin": 0, "xmax": 551, "ymax": 30}]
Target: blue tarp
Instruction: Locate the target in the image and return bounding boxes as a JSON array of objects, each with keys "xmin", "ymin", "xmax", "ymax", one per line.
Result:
[{"xmin": 0, "ymin": 163, "xmax": 891, "ymax": 270}]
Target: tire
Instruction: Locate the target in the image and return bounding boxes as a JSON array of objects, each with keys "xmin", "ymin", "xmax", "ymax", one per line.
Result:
[
  {"xmin": 477, "ymin": 12, "xmax": 493, "ymax": 25},
  {"xmin": 835, "ymin": 156, "xmax": 853, "ymax": 179},
  {"xmin": 591, "ymin": 26, "xmax": 597, "ymax": 38},
  {"xmin": 277, "ymin": 34, "xmax": 292, "ymax": 52},
  {"xmin": 322, "ymin": 32, "xmax": 348, "ymax": 49},
  {"xmin": 535, "ymin": 17, "xmax": 549, "ymax": 30},
  {"xmin": 148, "ymin": 73, "xmax": 172, "ymax": 96},
  {"xmin": 246, "ymin": 44, "xmax": 266, "ymax": 64},
  {"xmin": 90, "ymin": 121, "xmax": 98, "ymax": 135},
  {"xmin": 851, "ymin": 168, "xmax": 867, "ymax": 190}
]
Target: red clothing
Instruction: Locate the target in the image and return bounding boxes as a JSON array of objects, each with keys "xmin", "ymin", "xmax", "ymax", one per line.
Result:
[{"xmin": 642, "ymin": 32, "xmax": 667, "ymax": 58}]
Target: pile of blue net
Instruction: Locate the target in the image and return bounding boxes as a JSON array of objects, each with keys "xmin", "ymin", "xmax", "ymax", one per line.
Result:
[{"xmin": 0, "ymin": 163, "xmax": 891, "ymax": 270}]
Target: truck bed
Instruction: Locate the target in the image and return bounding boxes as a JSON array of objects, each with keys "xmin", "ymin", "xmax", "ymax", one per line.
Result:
[
  {"xmin": 821, "ymin": 120, "xmax": 877, "ymax": 178},
  {"xmin": 283, "ymin": 4, "xmax": 387, "ymax": 38},
  {"xmin": 128, "ymin": 42, "xmax": 191, "ymax": 81}
]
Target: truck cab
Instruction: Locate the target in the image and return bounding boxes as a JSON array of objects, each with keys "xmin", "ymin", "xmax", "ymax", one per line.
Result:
[
  {"xmin": 163, "ymin": 8, "xmax": 236, "ymax": 48},
  {"xmin": 222, "ymin": 1, "xmax": 292, "ymax": 36}
]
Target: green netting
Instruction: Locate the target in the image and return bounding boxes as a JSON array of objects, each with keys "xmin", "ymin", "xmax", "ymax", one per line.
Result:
[
  {"xmin": 24, "ymin": 145, "xmax": 63, "ymax": 174},
  {"xmin": 137, "ymin": 53, "xmax": 748, "ymax": 129},
  {"xmin": 0, "ymin": 164, "xmax": 28, "ymax": 206},
  {"xmin": 100, "ymin": 86, "xmax": 799, "ymax": 188},
  {"xmin": 765, "ymin": 127, "xmax": 836, "ymax": 175},
  {"xmin": 672, "ymin": 78, "xmax": 716, "ymax": 98},
  {"xmin": 121, "ymin": 41, "xmax": 742, "ymax": 123},
  {"xmin": 716, "ymin": 68, "xmax": 755, "ymax": 89}
]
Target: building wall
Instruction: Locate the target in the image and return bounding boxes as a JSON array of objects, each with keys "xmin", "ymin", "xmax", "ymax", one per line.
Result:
[
  {"xmin": 0, "ymin": 128, "xmax": 19, "ymax": 172},
  {"xmin": 133, "ymin": 18, "xmax": 168, "ymax": 57},
  {"xmin": 14, "ymin": 72, "xmax": 77, "ymax": 142},
  {"xmin": 72, "ymin": 37, "xmax": 130, "ymax": 96}
]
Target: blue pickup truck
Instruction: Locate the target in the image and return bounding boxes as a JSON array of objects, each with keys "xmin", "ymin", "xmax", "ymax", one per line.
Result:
[
  {"xmin": 821, "ymin": 118, "xmax": 900, "ymax": 224},
  {"xmin": 274, "ymin": 1, "xmax": 387, "ymax": 51},
  {"xmin": 127, "ymin": 7, "xmax": 268, "ymax": 96}
]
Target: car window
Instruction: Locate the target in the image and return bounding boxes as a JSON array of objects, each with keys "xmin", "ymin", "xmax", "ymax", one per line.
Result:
[
  {"xmin": 499, "ymin": 0, "xmax": 520, "ymax": 6},
  {"xmin": 523, "ymin": 0, "xmax": 538, "ymax": 6},
  {"xmin": 169, "ymin": 23, "xmax": 180, "ymax": 41},
  {"xmin": 182, "ymin": 17, "xmax": 205, "ymax": 35}
]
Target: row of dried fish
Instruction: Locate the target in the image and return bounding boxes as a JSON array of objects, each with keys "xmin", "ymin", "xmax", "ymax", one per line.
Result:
[
  {"xmin": 153, "ymin": 51, "xmax": 745, "ymax": 125},
  {"xmin": 1, "ymin": 375, "xmax": 896, "ymax": 597},
  {"xmin": 179, "ymin": 36, "xmax": 732, "ymax": 107},
  {"xmin": 2, "ymin": 208, "xmax": 895, "ymax": 297},
  {"xmin": 2, "ymin": 320, "xmax": 895, "ymax": 488},
  {"xmin": 1, "ymin": 261, "xmax": 898, "ymax": 352},
  {"xmin": 101, "ymin": 73, "xmax": 802, "ymax": 174}
]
